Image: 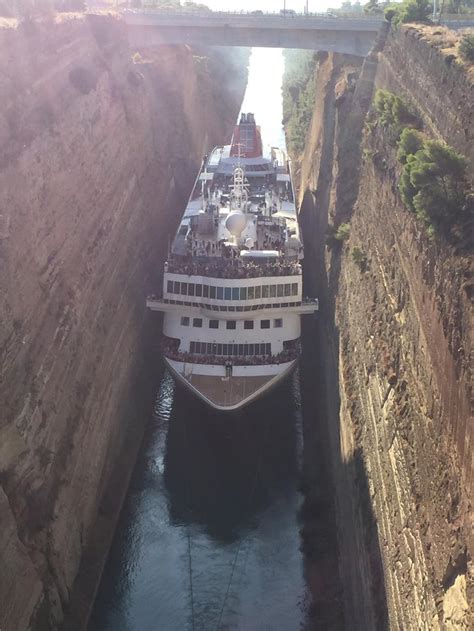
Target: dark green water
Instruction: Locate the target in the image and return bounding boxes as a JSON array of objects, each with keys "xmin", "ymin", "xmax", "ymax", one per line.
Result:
[{"xmin": 88, "ymin": 369, "xmax": 312, "ymax": 631}]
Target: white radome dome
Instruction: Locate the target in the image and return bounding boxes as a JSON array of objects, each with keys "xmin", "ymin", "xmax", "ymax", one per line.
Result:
[{"xmin": 225, "ymin": 211, "xmax": 247, "ymax": 237}]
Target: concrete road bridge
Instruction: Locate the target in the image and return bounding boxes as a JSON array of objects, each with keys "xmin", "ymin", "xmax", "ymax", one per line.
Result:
[{"xmin": 124, "ymin": 11, "xmax": 386, "ymax": 57}]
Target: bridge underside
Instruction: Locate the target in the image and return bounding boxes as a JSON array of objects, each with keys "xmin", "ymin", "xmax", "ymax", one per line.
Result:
[{"xmin": 127, "ymin": 26, "xmax": 376, "ymax": 56}]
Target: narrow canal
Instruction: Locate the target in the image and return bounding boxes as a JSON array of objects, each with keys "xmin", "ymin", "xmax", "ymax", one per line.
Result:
[{"xmin": 89, "ymin": 49, "xmax": 321, "ymax": 631}]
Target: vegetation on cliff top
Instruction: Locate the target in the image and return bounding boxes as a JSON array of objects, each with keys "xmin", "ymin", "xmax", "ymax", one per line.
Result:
[{"xmin": 282, "ymin": 50, "xmax": 318, "ymax": 155}]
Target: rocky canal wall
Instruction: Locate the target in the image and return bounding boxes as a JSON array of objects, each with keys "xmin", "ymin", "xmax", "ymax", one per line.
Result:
[
  {"xmin": 0, "ymin": 13, "xmax": 247, "ymax": 630},
  {"xmin": 293, "ymin": 24, "xmax": 472, "ymax": 630}
]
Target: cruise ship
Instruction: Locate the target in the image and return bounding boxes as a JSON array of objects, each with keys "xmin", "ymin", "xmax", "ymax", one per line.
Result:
[{"xmin": 147, "ymin": 113, "xmax": 318, "ymax": 411}]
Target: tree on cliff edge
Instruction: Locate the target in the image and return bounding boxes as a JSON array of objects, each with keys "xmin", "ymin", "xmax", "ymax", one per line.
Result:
[{"xmin": 392, "ymin": 0, "xmax": 432, "ymax": 24}]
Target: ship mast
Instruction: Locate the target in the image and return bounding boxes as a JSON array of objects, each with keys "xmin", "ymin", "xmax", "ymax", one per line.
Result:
[{"xmin": 229, "ymin": 144, "xmax": 248, "ymax": 212}]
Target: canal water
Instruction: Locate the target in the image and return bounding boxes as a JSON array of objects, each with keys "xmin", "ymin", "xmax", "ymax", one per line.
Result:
[{"xmin": 89, "ymin": 49, "xmax": 313, "ymax": 631}]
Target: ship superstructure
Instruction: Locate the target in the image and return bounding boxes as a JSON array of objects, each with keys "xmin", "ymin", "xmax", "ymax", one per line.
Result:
[{"xmin": 147, "ymin": 113, "xmax": 318, "ymax": 411}]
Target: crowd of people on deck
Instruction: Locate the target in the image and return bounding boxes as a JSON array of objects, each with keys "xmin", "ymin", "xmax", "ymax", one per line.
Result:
[
  {"xmin": 162, "ymin": 345, "xmax": 299, "ymax": 366},
  {"xmin": 166, "ymin": 258, "xmax": 301, "ymax": 279}
]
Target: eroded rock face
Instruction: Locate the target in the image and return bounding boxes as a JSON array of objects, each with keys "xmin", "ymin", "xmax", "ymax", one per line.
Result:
[
  {"xmin": 0, "ymin": 14, "xmax": 247, "ymax": 630},
  {"xmin": 293, "ymin": 26, "xmax": 472, "ymax": 631}
]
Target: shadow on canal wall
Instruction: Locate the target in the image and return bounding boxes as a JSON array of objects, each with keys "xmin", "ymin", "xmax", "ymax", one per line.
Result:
[
  {"xmin": 300, "ymin": 314, "xmax": 389, "ymax": 630},
  {"xmin": 299, "ymin": 151, "xmax": 389, "ymax": 627}
]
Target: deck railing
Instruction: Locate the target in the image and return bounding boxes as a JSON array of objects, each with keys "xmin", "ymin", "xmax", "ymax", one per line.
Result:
[{"xmin": 162, "ymin": 345, "xmax": 299, "ymax": 367}]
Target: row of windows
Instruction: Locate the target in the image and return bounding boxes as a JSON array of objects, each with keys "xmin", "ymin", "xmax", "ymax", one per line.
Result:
[
  {"xmin": 190, "ymin": 342, "xmax": 272, "ymax": 357},
  {"xmin": 167, "ymin": 281, "xmax": 299, "ymax": 300},
  {"xmin": 181, "ymin": 317, "xmax": 282, "ymax": 329},
  {"xmin": 164, "ymin": 299, "xmax": 301, "ymax": 311}
]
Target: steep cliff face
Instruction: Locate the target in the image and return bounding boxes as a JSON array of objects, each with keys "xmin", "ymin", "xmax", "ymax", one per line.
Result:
[
  {"xmin": 293, "ymin": 25, "xmax": 472, "ymax": 630},
  {"xmin": 0, "ymin": 14, "xmax": 246, "ymax": 631}
]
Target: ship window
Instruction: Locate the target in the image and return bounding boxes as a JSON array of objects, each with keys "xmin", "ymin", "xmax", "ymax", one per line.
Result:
[
  {"xmin": 224, "ymin": 287, "xmax": 232, "ymax": 300},
  {"xmin": 274, "ymin": 318, "xmax": 283, "ymax": 328},
  {"xmin": 181, "ymin": 316, "xmax": 190, "ymax": 326},
  {"xmin": 270, "ymin": 285, "xmax": 277, "ymax": 298},
  {"xmin": 190, "ymin": 342, "xmax": 195, "ymax": 353},
  {"xmin": 223, "ymin": 344, "xmax": 228, "ymax": 355},
  {"xmin": 249, "ymin": 344, "xmax": 255, "ymax": 355},
  {"xmin": 226, "ymin": 320, "xmax": 236, "ymax": 330},
  {"xmin": 236, "ymin": 306, "xmax": 243, "ymax": 312},
  {"xmin": 292, "ymin": 283, "xmax": 298, "ymax": 296},
  {"xmin": 188, "ymin": 284, "xmax": 195, "ymax": 297},
  {"xmin": 273, "ymin": 304, "xmax": 280, "ymax": 309},
  {"xmin": 248, "ymin": 286, "xmax": 254, "ymax": 300},
  {"xmin": 210, "ymin": 286, "xmax": 216, "ymax": 299},
  {"xmin": 233, "ymin": 344, "xmax": 238, "ymax": 355},
  {"xmin": 167, "ymin": 280, "xmax": 173, "ymax": 293},
  {"xmin": 228, "ymin": 306, "xmax": 235, "ymax": 312},
  {"xmin": 193, "ymin": 318, "xmax": 202, "ymax": 328},
  {"xmin": 203, "ymin": 285, "xmax": 209, "ymax": 298},
  {"xmin": 262, "ymin": 285, "xmax": 269, "ymax": 298},
  {"xmin": 238, "ymin": 344, "xmax": 244, "ymax": 356},
  {"xmin": 259, "ymin": 343, "xmax": 266, "ymax": 355},
  {"xmin": 217, "ymin": 344, "xmax": 223, "ymax": 355},
  {"xmin": 232, "ymin": 287, "xmax": 239, "ymax": 300},
  {"xmin": 284, "ymin": 284, "xmax": 291, "ymax": 296},
  {"xmin": 173, "ymin": 281, "xmax": 180, "ymax": 294},
  {"xmin": 181, "ymin": 283, "xmax": 188, "ymax": 296},
  {"xmin": 277, "ymin": 285, "xmax": 284, "ymax": 297},
  {"xmin": 261, "ymin": 320, "xmax": 270, "ymax": 329},
  {"xmin": 217, "ymin": 287, "xmax": 224, "ymax": 300},
  {"xmin": 240, "ymin": 287, "xmax": 247, "ymax": 300},
  {"xmin": 244, "ymin": 320, "xmax": 254, "ymax": 329},
  {"xmin": 195, "ymin": 284, "xmax": 202, "ymax": 297},
  {"xmin": 255, "ymin": 286, "xmax": 261, "ymax": 299},
  {"xmin": 195, "ymin": 342, "xmax": 202, "ymax": 353},
  {"xmin": 266, "ymin": 343, "xmax": 271, "ymax": 355},
  {"xmin": 209, "ymin": 320, "xmax": 219, "ymax": 329}
]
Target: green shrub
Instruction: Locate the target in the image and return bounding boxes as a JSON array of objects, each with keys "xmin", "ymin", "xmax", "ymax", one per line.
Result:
[
  {"xmin": 351, "ymin": 246, "xmax": 367, "ymax": 269},
  {"xmin": 373, "ymin": 89, "xmax": 420, "ymax": 143},
  {"xmin": 384, "ymin": 6, "xmax": 398, "ymax": 21},
  {"xmin": 397, "ymin": 128, "xmax": 424, "ymax": 163},
  {"xmin": 459, "ymin": 34, "xmax": 474, "ymax": 63},
  {"xmin": 335, "ymin": 223, "xmax": 351, "ymax": 241},
  {"xmin": 398, "ymin": 139, "xmax": 469, "ymax": 233}
]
